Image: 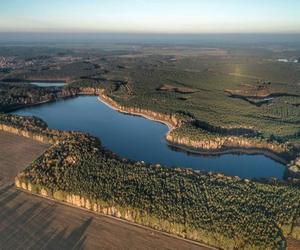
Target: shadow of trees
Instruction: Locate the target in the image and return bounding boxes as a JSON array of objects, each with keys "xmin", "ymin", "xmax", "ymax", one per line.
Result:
[{"xmin": 0, "ymin": 185, "xmax": 93, "ymax": 250}]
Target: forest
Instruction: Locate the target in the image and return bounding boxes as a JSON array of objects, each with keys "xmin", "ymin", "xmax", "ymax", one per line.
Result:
[
  {"xmin": 1, "ymin": 44, "xmax": 300, "ymax": 249},
  {"xmin": 1, "ymin": 44, "xmax": 299, "ymax": 141},
  {"xmin": 1, "ymin": 80, "xmax": 299, "ymax": 180},
  {"xmin": 1, "ymin": 113, "xmax": 300, "ymax": 249}
]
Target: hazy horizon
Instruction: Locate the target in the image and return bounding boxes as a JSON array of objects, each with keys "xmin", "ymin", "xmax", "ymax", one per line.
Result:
[
  {"xmin": 1, "ymin": 32, "xmax": 300, "ymax": 46},
  {"xmin": 1, "ymin": 0, "xmax": 300, "ymax": 33}
]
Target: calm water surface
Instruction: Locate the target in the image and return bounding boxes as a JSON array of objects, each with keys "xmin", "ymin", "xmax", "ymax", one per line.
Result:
[
  {"xmin": 30, "ymin": 82, "xmax": 66, "ymax": 87},
  {"xmin": 13, "ymin": 96, "xmax": 285, "ymax": 179}
]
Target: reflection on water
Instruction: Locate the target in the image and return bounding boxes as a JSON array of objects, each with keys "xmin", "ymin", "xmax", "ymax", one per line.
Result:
[{"xmin": 12, "ymin": 96, "xmax": 285, "ymax": 179}]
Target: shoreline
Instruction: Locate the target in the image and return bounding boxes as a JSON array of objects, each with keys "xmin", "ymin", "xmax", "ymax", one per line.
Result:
[
  {"xmin": 97, "ymin": 94, "xmax": 289, "ymax": 166},
  {"xmin": 97, "ymin": 96, "xmax": 176, "ymax": 131},
  {"xmin": 5, "ymin": 89, "xmax": 292, "ymax": 170},
  {"xmin": 167, "ymin": 142, "xmax": 288, "ymax": 166}
]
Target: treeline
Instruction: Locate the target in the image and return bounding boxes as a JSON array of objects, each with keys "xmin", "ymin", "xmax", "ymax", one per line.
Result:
[
  {"xmin": 0, "ymin": 81, "xmax": 118, "ymax": 112},
  {"xmin": 2, "ymin": 114, "xmax": 300, "ymax": 249},
  {"xmin": 0, "ymin": 82, "xmax": 78, "ymax": 112},
  {"xmin": 168, "ymin": 123, "xmax": 295, "ymax": 161},
  {"xmin": 0, "ymin": 81, "xmax": 297, "ymax": 166},
  {"xmin": 193, "ymin": 120, "xmax": 258, "ymax": 137},
  {"xmin": 6, "ymin": 61, "xmax": 104, "ymax": 82},
  {"xmin": 0, "ymin": 82, "xmax": 106, "ymax": 112}
]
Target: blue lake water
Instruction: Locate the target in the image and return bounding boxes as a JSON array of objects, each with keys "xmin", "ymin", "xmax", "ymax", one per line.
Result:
[
  {"xmin": 30, "ymin": 82, "xmax": 66, "ymax": 87},
  {"xmin": 12, "ymin": 96, "xmax": 285, "ymax": 179}
]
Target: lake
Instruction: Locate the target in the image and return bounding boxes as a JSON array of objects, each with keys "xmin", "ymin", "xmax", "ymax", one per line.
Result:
[
  {"xmin": 30, "ymin": 82, "xmax": 66, "ymax": 87},
  {"xmin": 12, "ymin": 96, "xmax": 285, "ymax": 179}
]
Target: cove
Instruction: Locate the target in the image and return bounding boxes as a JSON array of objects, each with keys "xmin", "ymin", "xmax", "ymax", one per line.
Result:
[{"xmin": 12, "ymin": 96, "xmax": 285, "ymax": 179}]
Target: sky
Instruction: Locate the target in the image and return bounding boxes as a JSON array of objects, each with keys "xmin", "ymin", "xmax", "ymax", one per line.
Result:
[{"xmin": 1, "ymin": 0, "xmax": 300, "ymax": 33}]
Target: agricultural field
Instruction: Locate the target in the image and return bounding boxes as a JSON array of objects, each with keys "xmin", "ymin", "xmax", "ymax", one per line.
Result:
[
  {"xmin": 0, "ymin": 131, "xmax": 47, "ymax": 186},
  {"xmin": 0, "ymin": 114, "xmax": 299, "ymax": 249},
  {"xmin": 0, "ymin": 131, "xmax": 205, "ymax": 250},
  {"xmin": 0, "ymin": 42, "xmax": 300, "ymax": 249},
  {"xmin": 1, "ymin": 0, "xmax": 300, "ymax": 249}
]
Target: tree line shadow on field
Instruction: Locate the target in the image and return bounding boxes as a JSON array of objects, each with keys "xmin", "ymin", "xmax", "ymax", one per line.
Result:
[{"xmin": 0, "ymin": 185, "xmax": 93, "ymax": 250}]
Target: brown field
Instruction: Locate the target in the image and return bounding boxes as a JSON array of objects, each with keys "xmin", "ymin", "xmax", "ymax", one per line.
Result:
[
  {"xmin": 0, "ymin": 131, "xmax": 48, "ymax": 186},
  {"xmin": 0, "ymin": 131, "xmax": 209, "ymax": 250}
]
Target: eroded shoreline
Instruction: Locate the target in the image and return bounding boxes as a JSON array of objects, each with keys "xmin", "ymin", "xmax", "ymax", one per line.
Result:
[
  {"xmin": 97, "ymin": 93, "xmax": 290, "ymax": 167},
  {"xmin": 1, "ymin": 101, "xmax": 300, "ymax": 249},
  {"xmin": 5, "ymin": 86, "xmax": 296, "ymax": 177},
  {"xmin": 97, "ymin": 96, "xmax": 176, "ymax": 131}
]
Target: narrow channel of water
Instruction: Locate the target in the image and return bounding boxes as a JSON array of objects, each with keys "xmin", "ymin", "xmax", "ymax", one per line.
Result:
[{"xmin": 12, "ymin": 96, "xmax": 285, "ymax": 179}]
